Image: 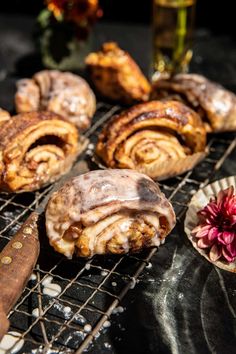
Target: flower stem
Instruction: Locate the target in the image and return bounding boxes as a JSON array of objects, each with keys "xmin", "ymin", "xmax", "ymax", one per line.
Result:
[{"xmin": 173, "ymin": 4, "xmax": 187, "ymax": 65}]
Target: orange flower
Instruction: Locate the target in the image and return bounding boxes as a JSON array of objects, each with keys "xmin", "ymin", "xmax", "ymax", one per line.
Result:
[
  {"xmin": 45, "ymin": 0, "xmax": 67, "ymax": 19},
  {"xmin": 45, "ymin": 0, "xmax": 102, "ymax": 24}
]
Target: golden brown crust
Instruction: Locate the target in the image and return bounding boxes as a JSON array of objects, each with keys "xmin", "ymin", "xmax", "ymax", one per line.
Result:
[
  {"xmin": 152, "ymin": 73, "xmax": 236, "ymax": 132},
  {"xmin": 96, "ymin": 100, "xmax": 206, "ymax": 179},
  {"xmin": 86, "ymin": 42, "xmax": 151, "ymax": 104},
  {"xmin": 0, "ymin": 111, "xmax": 80, "ymax": 192},
  {"xmin": 15, "ymin": 70, "xmax": 96, "ymax": 131},
  {"xmin": 96, "ymin": 101, "xmax": 206, "ymax": 179},
  {"xmin": 0, "ymin": 108, "xmax": 11, "ymax": 126},
  {"xmin": 15, "ymin": 79, "xmax": 40, "ymax": 112}
]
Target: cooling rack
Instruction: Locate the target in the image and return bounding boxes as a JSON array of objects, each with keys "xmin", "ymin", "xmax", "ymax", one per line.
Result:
[{"xmin": 0, "ymin": 102, "xmax": 235, "ymax": 353}]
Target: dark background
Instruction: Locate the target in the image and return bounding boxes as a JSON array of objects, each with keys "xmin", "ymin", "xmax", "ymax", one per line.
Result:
[{"xmin": 0, "ymin": 0, "xmax": 235, "ymax": 37}]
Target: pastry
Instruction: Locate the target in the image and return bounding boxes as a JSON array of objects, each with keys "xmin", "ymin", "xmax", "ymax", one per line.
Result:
[
  {"xmin": 96, "ymin": 100, "xmax": 207, "ymax": 180},
  {"xmin": 85, "ymin": 42, "xmax": 151, "ymax": 104},
  {"xmin": 0, "ymin": 108, "xmax": 10, "ymax": 125},
  {"xmin": 152, "ymin": 73, "xmax": 236, "ymax": 132},
  {"xmin": 185, "ymin": 177, "xmax": 236, "ymax": 273},
  {"xmin": 15, "ymin": 70, "xmax": 96, "ymax": 131},
  {"xmin": 0, "ymin": 111, "xmax": 81, "ymax": 192},
  {"xmin": 46, "ymin": 169, "xmax": 176, "ymax": 258}
]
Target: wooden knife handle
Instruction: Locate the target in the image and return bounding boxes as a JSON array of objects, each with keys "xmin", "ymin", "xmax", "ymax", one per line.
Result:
[
  {"xmin": 0, "ymin": 212, "xmax": 40, "ymax": 340},
  {"xmin": 0, "ymin": 304, "xmax": 9, "ymax": 341}
]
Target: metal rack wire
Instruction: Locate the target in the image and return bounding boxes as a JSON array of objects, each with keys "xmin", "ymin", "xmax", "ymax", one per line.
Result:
[{"xmin": 0, "ymin": 102, "xmax": 235, "ymax": 353}]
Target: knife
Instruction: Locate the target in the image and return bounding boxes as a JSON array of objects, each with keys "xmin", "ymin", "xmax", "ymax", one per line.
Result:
[{"xmin": 0, "ymin": 159, "xmax": 89, "ymax": 340}]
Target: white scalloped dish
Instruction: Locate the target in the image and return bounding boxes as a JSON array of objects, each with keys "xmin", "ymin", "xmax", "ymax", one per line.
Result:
[{"xmin": 185, "ymin": 176, "xmax": 236, "ymax": 273}]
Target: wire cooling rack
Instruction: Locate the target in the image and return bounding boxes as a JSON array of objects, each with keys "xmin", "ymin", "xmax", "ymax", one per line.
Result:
[{"xmin": 0, "ymin": 102, "xmax": 236, "ymax": 353}]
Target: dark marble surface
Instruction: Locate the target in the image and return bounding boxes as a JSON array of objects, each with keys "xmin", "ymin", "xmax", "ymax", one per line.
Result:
[{"xmin": 0, "ymin": 14, "xmax": 236, "ymax": 354}]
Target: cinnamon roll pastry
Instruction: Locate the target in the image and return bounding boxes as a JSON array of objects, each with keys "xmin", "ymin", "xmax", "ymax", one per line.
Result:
[
  {"xmin": 46, "ymin": 169, "xmax": 176, "ymax": 258},
  {"xmin": 96, "ymin": 100, "xmax": 207, "ymax": 180},
  {"xmin": 85, "ymin": 42, "xmax": 151, "ymax": 104},
  {"xmin": 152, "ymin": 73, "xmax": 236, "ymax": 133},
  {"xmin": 0, "ymin": 111, "xmax": 81, "ymax": 192},
  {"xmin": 0, "ymin": 108, "xmax": 10, "ymax": 125},
  {"xmin": 15, "ymin": 70, "xmax": 96, "ymax": 131}
]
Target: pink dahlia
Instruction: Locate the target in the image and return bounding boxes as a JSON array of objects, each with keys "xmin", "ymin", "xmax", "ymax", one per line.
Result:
[{"xmin": 191, "ymin": 186, "xmax": 236, "ymax": 263}]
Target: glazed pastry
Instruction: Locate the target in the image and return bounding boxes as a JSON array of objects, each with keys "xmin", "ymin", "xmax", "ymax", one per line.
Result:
[
  {"xmin": 152, "ymin": 73, "xmax": 236, "ymax": 132},
  {"xmin": 46, "ymin": 169, "xmax": 176, "ymax": 258},
  {"xmin": 15, "ymin": 70, "xmax": 96, "ymax": 131},
  {"xmin": 96, "ymin": 100, "xmax": 207, "ymax": 180},
  {"xmin": 85, "ymin": 42, "xmax": 151, "ymax": 104},
  {"xmin": 0, "ymin": 108, "xmax": 10, "ymax": 125},
  {"xmin": 0, "ymin": 111, "xmax": 81, "ymax": 192}
]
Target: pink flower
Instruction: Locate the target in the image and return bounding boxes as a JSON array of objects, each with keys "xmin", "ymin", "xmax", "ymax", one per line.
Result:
[{"xmin": 191, "ymin": 186, "xmax": 236, "ymax": 263}]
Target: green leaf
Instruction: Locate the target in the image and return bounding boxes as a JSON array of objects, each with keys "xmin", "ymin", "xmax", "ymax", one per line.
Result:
[{"xmin": 37, "ymin": 9, "xmax": 52, "ymax": 28}]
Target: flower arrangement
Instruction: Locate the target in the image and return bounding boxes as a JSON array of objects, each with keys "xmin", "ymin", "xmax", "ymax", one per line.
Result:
[
  {"xmin": 38, "ymin": 0, "xmax": 102, "ymax": 70},
  {"xmin": 191, "ymin": 186, "xmax": 236, "ymax": 263},
  {"xmin": 42, "ymin": 0, "xmax": 102, "ymax": 39}
]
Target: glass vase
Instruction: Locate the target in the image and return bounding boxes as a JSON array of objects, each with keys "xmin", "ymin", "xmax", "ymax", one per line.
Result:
[
  {"xmin": 39, "ymin": 21, "xmax": 92, "ymax": 71},
  {"xmin": 152, "ymin": 0, "xmax": 196, "ymax": 80}
]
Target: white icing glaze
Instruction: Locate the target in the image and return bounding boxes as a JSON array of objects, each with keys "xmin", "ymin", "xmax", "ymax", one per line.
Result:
[
  {"xmin": 83, "ymin": 324, "xmax": 92, "ymax": 333},
  {"xmin": 75, "ymin": 313, "xmax": 86, "ymax": 325},
  {"xmin": 146, "ymin": 262, "xmax": 152, "ymax": 269},
  {"xmin": 112, "ymin": 306, "xmax": 124, "ymax": 315},
  {"xmin": 87, "ymin": 143, "xmax": 94, "ymax": 150},
  {"xmin": 32, "ymin": 70, "xmax": 96, "ymax": 129},
  {"xmin": 53, "ymin": 302, "xmax": 73, "ymax": 320},
  {"xmin": 42, "ymin": 276, "xmax": 62, "ymax": 297},
  {"xmin": 103, "ymin": 320, "xmax": 111, "ymax": 328},
  {"xmin": 30, "ymin": 273, "xmax": 37, "ymax": 281},
  {"xmin": 104, "ymin": 342, "xmax": 112, "ymax": 349},
  {"xmin": 64, "ymin": 306, "xmax": 72, "ymax": 314},
  {"xmin": 85, "ymin": 263, "xmax": 91, "ymax": 270},
  {"xmin": 0, "ymin": 332, "xmax": 24, "ymax": 354},
  {"xmin": 116, "ymin": 306, "xmax": 124, "ymax": 313},
  {"xmin": 32, "ymin": 308, "xmax": 40, "ymax": 317},
  {"xmin": 46, "ymin": 169, "xmax": 176, "ymax": 258}
]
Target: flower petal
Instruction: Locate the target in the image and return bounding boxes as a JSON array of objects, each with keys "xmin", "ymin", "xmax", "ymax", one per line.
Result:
[
  {"xmin": 217, "ymin": 190, "xmax": 225, "ymax": 208},
  {"xmin": 195, "ymin": 228, "xmax": 212, "ymax": 238},
  {"xmin": 218, "ymin": 232, "xmax": 227, "ymax": 245},
  {"xmin": 222, "ymin": 231, "xmax": 235, "ymax": 245},
  {"xmin": 205, "ymin": 203, "xmax": 219, "ymax": 217},
  {"xmin": 226, "ymin": 238, "xmax": 236, "ymax": 257},
  {"xmin": 191, "ymin": 224, "xmax": 210, "ymax": 237},
  {"xmin": 222, "ymin": 247, "xmax": 235, "ymax": 263},
  {"xmin": 209, "ymin": 244, "xmax": 222, "ymax": 262},
  {"xmin": 208, "ymin": 227, "xmax": 219, "ymax": 241},
  {"xmin": 197, "ymin": 237, "xmax": 213, "ymax": 249},
  {"xmin": 231, "ymin": 215, "xmax": 236, "ymax": 225}
]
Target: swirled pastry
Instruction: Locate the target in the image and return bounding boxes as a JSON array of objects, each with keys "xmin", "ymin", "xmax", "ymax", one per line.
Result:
[
  {"xmin": 85, "ymin": 42, "xmax": 151, "ymax": 104},
  {"xmin": 152, "ymin": 73, "xmax": 236, "ymax": 132},
  {"xmin": 0, "ymin": 111, "xmax": 81, "ymax": 192},
  {"xmin": 46, "ymin": 169, "xmax": 176, "ymax": 258},
  {"xmin": 96, "ymin": 100, "xmax": 207, "ymax": 180},
  {"xmin": 15, "ymin": 70, "xmax": 96, "ymax": 131},
  {"xmin": 0, "ymin": 108, "xmax": 10, "ymax": 125}
]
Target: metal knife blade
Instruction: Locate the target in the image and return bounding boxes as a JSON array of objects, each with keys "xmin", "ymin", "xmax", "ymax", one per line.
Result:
[{"xmin": 0, "ymin": 159, "xmax": 89, "ymax": 340}]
